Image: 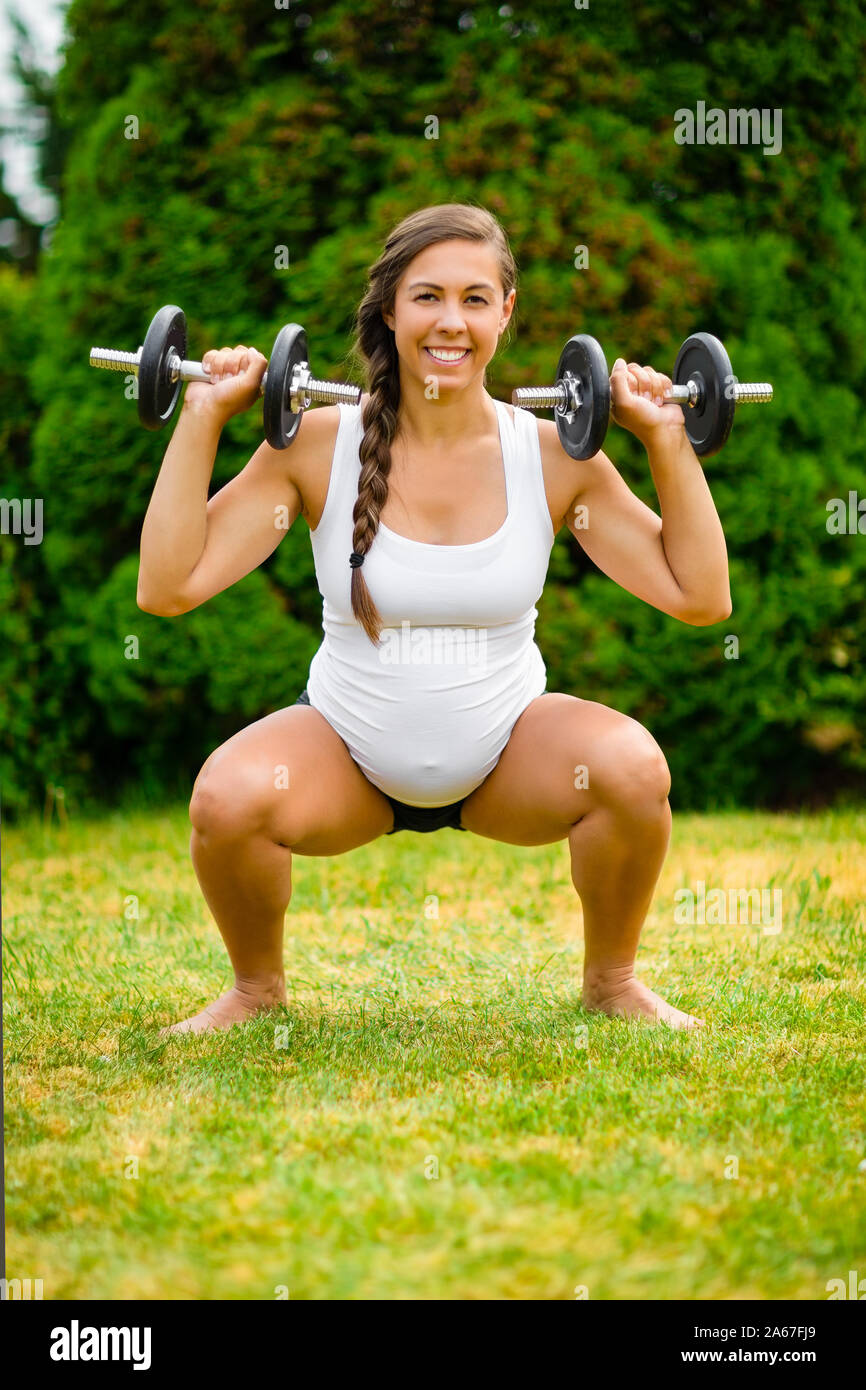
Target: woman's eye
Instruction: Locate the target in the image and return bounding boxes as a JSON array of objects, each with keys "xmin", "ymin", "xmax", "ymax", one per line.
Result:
[{"xmin": 416, "ymin": 293, "xmax": 486, "ymax": 303}]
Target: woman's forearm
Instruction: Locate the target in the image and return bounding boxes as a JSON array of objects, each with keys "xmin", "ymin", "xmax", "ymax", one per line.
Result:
[
  {"xmin": 644, "ymin": 425, "xmax": 732, "ymax": 619},
  {"xmin": 137, "ymin": 398, "xmax": 225, "ymax": 612}
]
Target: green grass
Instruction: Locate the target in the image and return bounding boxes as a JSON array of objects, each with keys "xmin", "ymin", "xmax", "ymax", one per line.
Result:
[{"xmin": 3, "ymin": 803, "xmax": 865, "ymax": 1300}]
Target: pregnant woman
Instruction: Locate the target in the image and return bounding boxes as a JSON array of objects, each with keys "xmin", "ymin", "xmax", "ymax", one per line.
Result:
[{"xmin": 137, "ymin": 202, "xmax": 731, "ymax": 1036}]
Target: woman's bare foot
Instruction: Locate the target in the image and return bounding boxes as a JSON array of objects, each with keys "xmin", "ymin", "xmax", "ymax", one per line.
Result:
[
  {"xmin": 582, "ymin": 963, "xmax": 704, "ymax": 1030},
  {"xmin": 160, "ymin": 975, "xmax": 287, "ymax": 1037}
]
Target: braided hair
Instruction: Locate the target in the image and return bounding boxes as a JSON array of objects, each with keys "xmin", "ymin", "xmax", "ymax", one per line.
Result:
[{"xmin": 346, "ymin": 203, "xmax": 518, "ymax": 645}]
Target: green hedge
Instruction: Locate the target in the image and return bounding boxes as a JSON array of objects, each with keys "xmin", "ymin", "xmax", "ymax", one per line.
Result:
[{"xmin": 1, "ymin": 0, "xmax": 864, "ymax": 818}]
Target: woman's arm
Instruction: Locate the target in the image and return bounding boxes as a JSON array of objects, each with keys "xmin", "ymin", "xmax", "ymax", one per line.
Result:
[
  {"xmin": 136, "ymin": 396, "xmax": 227, "ymax": 614},
  {"xmin": 561, "ymin": 357, "xmax": 732, "ymax": 625},
  {"xmin": 136, "ymin": 342, "xmax": 308, "ymax": 617},
  {"xmin": 640, "ymin": 420, "xmax": 732, "ymax": 623}
]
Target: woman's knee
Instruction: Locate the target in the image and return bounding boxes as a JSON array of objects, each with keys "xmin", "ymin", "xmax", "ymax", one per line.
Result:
[
  {"xmin": 586, "ymin": 717, "xmax": 671, "ymax": 812},
  {"xmin": 189, "ymin": 756, "xmax": 282, "ymax": 841}
]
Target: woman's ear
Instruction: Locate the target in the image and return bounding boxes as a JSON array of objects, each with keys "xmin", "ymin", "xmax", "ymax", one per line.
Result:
[{"xmin": 499, "ymin": 287, "xmax": 516, "ymax": 332}]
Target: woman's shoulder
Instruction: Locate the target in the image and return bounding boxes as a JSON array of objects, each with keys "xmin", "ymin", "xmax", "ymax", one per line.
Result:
[
  {"xmin": 532, "ymin": 414, "xmax": 600, "ymax": 534},
  {"xmin": 283, "ymin": 403, "xmax": 344, "ymax": 531}
]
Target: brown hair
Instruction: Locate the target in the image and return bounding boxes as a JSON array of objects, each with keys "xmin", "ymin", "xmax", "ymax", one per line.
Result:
[{"xmin": 345, "ymin": 203, "xmax": 518, "ymax": 645}]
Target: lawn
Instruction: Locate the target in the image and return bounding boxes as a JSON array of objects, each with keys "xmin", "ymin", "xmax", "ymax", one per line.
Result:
[{"xmin": 3, "ymin": 803, "xmax": 865, "ymax": 1300}]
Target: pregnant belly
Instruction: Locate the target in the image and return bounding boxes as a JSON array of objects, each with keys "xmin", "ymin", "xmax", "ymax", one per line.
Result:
[
  {"xmin": 330, "ymin": 681, "xmax": 513, "ymax": 807},
  {"xmin": 308, "ymin": 634, "xmax": 546, "ymax": 806},
  {"xmin": 359, "ymin": 720, "xmax": 504, "ymax": 807}
]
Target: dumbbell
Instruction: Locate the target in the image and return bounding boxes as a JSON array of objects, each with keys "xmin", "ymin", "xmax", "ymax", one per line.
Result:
[
  {"xmin": 511, "ymin": 333, "xmax": 611, "ymax": 460},
  {"xmin": 512, "ymin": 331, "xmax": 773, "ymax": 458},
  {"xmin": 89, "ymin": 304, "xmax": 362, "ymax": 449}
]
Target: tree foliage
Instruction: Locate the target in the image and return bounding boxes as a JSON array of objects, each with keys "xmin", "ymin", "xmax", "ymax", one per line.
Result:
[{"xmin": 2, "ymin": 0, "xmax": 865, "ymax": 817}]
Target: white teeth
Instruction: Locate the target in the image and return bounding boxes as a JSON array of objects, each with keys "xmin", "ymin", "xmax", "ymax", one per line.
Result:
[{"xmin": 426, "ymin": 348, "xmax": 469, "ymax": 362}]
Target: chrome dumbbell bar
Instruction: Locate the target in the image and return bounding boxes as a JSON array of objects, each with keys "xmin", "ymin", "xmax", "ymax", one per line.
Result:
[
  {"xmin": 511, "ymin": 331, "xmax": 774, "ymax": 457},
  {"xmin": 88, "ymin": 344, "xmax": 360, "ymax": 409},
  {"xmin": 89, "ymin": 304, "xmax": 361, "ymax": 448}
]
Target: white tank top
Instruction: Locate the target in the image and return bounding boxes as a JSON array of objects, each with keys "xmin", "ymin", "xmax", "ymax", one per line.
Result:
[{"xmin": 305, "ymin": 398, "xmax": 556, "ymax": 807}]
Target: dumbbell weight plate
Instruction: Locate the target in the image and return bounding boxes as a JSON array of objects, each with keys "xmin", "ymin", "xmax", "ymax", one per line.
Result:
[
  {"xmin": 263, "ymin": 323, "xmax": 309, "ymax": 450},
  {"xmin": 555, "ymin": 334, "xmax": 610, "ymax": 459},
  {"xmin": 673, "ymin": 332, "xmax": 736, "ymax": 457},
  {"xmin": 138, "ymin": 305, "xmax": 187, "ymax": 430}
]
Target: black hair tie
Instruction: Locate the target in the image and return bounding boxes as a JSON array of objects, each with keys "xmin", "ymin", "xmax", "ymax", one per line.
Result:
[{"xmin": 349, "ymin": 551, "xmax": 365, "ymax": 569}]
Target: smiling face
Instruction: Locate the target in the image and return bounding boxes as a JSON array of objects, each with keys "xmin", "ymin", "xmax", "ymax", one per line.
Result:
[{"xmin": 383, "ymin": 238, "xmax": 515, "ymax": 393}]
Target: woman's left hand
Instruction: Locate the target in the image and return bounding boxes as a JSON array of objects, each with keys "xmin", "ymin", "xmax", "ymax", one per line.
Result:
[{"xmin": 609, "ymin": 357, "xmax": 685, "ymax": 445}]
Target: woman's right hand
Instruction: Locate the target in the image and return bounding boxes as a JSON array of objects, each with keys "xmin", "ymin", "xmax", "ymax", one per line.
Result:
[{"xmin": 183, "ymin": 344, "xmax": 268, "ymax": 425}]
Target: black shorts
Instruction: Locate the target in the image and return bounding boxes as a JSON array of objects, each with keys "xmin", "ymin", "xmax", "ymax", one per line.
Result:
[{"xmin": 294, "ymin": 689, "xmax": 467, "ymax": 835}]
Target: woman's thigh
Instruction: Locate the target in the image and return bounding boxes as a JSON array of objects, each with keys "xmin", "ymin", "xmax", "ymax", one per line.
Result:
[
  {"xmin": 190, "ymin": 704, "xmax": 395, "ymax": 856},
  {"xmin": 459, "ymin": 692, "xmax": 672, "ymax": 846}
]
